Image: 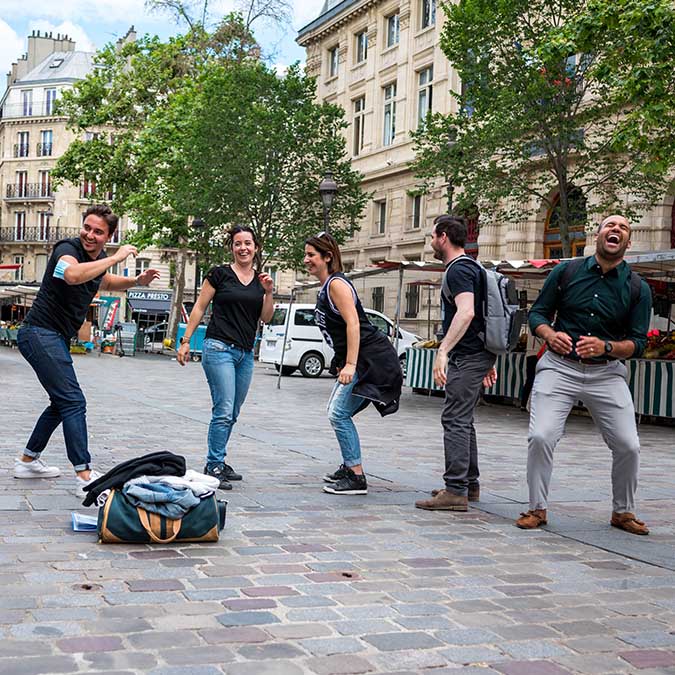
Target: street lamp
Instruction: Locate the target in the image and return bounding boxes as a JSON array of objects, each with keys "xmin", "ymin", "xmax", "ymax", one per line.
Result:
[
  {"xmin": 318, "ymin": 172, "xmax": 338, "ymax": 233},
  {"xmin": 191, "ymin": 217, "xmax": 206, "ymax": 311}
]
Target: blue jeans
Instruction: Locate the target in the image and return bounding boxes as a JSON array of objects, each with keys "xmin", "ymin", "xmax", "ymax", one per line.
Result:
[
  {"xmin": 17, "ymin": 325, "xmax": 91, "ymax": 471},
  {"xmin": 326, "ymin": 373, "xmax": 368, "ymax": 467},
  {"xmin": 201, "ymin": 338, "xmax": 254, "ymax": 468}
]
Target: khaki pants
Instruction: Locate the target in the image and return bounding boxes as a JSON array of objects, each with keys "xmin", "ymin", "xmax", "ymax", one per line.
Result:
[{"xmin": 527, "ymin": 351, "xmax": 640, "ymax": 513}]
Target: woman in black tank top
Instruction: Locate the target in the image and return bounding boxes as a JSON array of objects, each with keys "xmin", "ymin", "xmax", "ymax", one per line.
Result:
[{"xmin": 304, "ymin": 232, "xmax": 402, "ymax": 496}]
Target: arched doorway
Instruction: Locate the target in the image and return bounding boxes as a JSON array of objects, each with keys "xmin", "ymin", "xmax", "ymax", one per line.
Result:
[{"xmin": 544, "ymin": 188, "xmax": 586, "ymax": 258}]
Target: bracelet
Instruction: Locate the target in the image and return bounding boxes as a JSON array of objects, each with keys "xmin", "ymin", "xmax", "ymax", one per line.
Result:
[
  {"xmin": 180, "ymin": 336, "xmax": 191, "ymax": 345},
  {"xmin": 346, "ymin": 361, "xmax": 356, "ymax": 366}
]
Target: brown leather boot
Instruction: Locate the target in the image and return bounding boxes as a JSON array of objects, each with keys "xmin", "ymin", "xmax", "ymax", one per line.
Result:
[
  {"xmin": 415, "ymin": 489, "xmax": 468, "ymax": 511},
  {"xmin": 611, "ymin": 512, "xmax": 649, "ymax": 535},
  {"xmin": 431, "ymin": 486, "xmax": 480, "ymax": 502},
  {"xmin": 515, "ymin": 509, "xmax": 547, "ymax": 529}
]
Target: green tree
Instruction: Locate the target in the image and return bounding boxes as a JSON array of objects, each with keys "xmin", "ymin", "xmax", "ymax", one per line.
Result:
[
  {"xmin": 411, "ymin": 0, "xmax": 675, "ymax": 257},
  {"xmin": 139, "ymin": 60, "xmax": 367, "ymax": 270}
]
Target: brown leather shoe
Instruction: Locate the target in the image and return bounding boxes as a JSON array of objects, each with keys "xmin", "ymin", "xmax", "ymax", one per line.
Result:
[
  {"xmin": 515, "ymin": 509, "xmax": 547, "ymax": 529},
  {"xmin": 611, "ymin": 512, "xmax": 649, "ymax": 535},
  {"xmin": 416, "ymin": 489, "xmax": 468, "ymax": 511},
  {"xmin": 431, "ymin": 486, "xmax": 480, "ymax": 502}
]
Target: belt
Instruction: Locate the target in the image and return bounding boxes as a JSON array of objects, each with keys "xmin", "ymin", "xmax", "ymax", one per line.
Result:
[{"xmin": 560, "ymin": 354, "xmax": 610, "ymax": 366}]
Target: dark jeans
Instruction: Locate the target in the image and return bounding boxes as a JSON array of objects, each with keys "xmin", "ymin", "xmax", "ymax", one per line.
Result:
[
  {"xmin": 442, "ymin": 350, "xmax": 496, "ymax": 495},
  {"xmin": 17, "ymin": 325, "xmax": 91, "ymax": 470}
]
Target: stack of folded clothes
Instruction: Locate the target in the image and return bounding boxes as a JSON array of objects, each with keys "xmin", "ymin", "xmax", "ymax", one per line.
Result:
[{"xmin": 81, "ymin": 452, "xmax": 217, "ymax": 516}]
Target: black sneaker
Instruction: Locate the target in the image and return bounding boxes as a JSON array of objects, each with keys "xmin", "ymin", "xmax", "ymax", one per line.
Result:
[
  {"xmin": 204, "ymin": 464, "xmax": 233, "ymax": 490},
  {"xmin": 323, "ymin": 464, "xmax": 349, "ymax": 483},
  {"xmin": 221, "ymin": 463, "xmax": 242, "ymax": 481},
  {"xmin": 323, "ymin": 468, "xmax": 368, "ymax": 495}
]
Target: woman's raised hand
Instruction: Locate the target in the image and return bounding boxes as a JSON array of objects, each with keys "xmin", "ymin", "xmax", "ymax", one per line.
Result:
[{"xmin": 258, "ymin": 273, "xmax": 274, "ymax": 294}]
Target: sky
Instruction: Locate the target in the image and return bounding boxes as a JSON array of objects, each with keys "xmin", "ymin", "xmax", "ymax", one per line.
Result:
[{"xmin": 0, "ymin": 0, "xmax": 325, "ymax": 92}]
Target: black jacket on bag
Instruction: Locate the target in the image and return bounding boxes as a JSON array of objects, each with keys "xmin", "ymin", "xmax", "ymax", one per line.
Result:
[{"xmin": 82, "ymin": 451, "xmax": 186, "ymax": 507}]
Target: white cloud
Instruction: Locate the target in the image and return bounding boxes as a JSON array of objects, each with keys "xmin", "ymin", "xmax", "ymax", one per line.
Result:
[
  {"xmin": 28, "ymin": 20, "xmax": 97, "ymax": 52},
  {"xmin": 0, "ymin": 0, "xmax": 151, "ymax": 25},
  {"xmin": 0, "ymin": 19, "xmax": 25, "ymax": 83},
  {"xmin": 292, "ymin": 0, "xmax": 325, "ymax": 29}
]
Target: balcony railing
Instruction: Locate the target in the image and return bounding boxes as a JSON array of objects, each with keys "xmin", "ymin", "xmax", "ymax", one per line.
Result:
[
  {"xmin": 37, "ymin": 143, "xmax": 53, "ymax": 156},
  {"xmin": 5, "ymin": 183, "xmax": 54, "ymax": 200},
  {"xmin": 0, "ymin": 226, "xmax": 79, "ymax": 243},
  {"xmin": 13, "ymin": 143, "xmax": 30, "ymax": 158},
  {"xmin": 1, "ymin": 100, "xmax": 58, "ymax": 119}
]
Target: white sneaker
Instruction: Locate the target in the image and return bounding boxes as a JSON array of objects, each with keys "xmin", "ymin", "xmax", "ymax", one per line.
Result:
[
  {"xmin": 14, "ymin": 457, "xmax": 61, "ymax": 479},
  {"xmin": 75, "ymin": 470, "xmax": 102, "ymax": 497}
]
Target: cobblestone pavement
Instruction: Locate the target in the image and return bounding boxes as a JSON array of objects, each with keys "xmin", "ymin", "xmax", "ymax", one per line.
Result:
[{"xmin": 1, "ymin": 346, "xmax": 674, "ymax": 675}]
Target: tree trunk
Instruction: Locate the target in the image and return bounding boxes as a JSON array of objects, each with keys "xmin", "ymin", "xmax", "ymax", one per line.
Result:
[
  {"xmin": 557, "ymin": 185, "xmax": 573, "ymax": 258},
  {"xmin": 167, "ymin": 245, "xmax": 187, "ymax": 347}
]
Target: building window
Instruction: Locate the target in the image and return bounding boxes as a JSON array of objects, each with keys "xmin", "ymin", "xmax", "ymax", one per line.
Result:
[
  {"xmin": 35, "ymin": 254, "xmax": 48, "ymax": 281},
  {"xmin": 343, "ymin": 261, "xmax": 354, "ymax": 273},
  {"xmin": 38, "ymin": 211, "xmax": 51, "ymax": 241},
  {"xmin": 328, "ymin": 46, "xmax": 339, "ymax": 78},
  {"xmin": 421, "ymin": 0, "xmax": 436, "ymax": 28},
  {"xmin": 39, "ymin": 130, "xmax": 53, "ymax": 156},
  {"xmin": 16, "ymin": 131, "xmax": 29, "ymax": 158},
  {"xmin": 15, "ymin": 171, "xmax": 28, "ymax": 198},
  {"xmin": 135, "ymin": 258, "xmax": 151, "ymax": 276},
  {"xmin": 405, "ymin": 283, "xmax": 420, "ymax": 318},
  {"xmin": 14, "ymin": 255, "xmax": 24, "ymax": 281},
  {"xmin": 15, "ymin": 212, "xmax": 26, "ymax": 241},
  {"xmin": 386, "ymin": 13, "xmax": 400, "ymax": 47},
  {"xmin": 412, "ymin": 195, "xmax": 422, "ymax": 229},
  {"xmin": 353, "ymin": 96, "xmax": 366, "ymax": 156},
  {"xmin": 85, "ymin": 131, "xmax": 100, "ymax": 142},
  {"xmin": 81, "ymin": 179, "xmax": 97, "ymax": 199},
  {"xmin": 372, "ymin": 286, "xmax": 385, "ymax": 313},
  {"xmin": 263, "ymin": 265, "xmax": 277, "ymax": 286},
  {"xmin": 45, "ymin": 88, "xmax": 57, "ymax": 115},
  {"xmin": 544, "ymin": 188, "xmax": 587, "ymax": 258},
  {"xmin": 109, "ymin": 224, "xmax": 120, "ymax": 244},
  {"xmin": 21, "ymin": 90, "xmax": 32, "ymax": 116},
  {"xmin": 417, "ymin": 66, "xmax": 433, "ymax": 128},
  {"xmin": 355, "ymin": 30, "xmax": 368, "ymax": 63},
  {"xmin": 39, "ymin": 170, "xmax": 51, "ymax": 197},
  {"xmin": 383, "ymin": 82, "xmax": 397, "ymax": 146},
  {"xmin": 376, "ymin": 199, "xmax": 387, "ymax": 234}
]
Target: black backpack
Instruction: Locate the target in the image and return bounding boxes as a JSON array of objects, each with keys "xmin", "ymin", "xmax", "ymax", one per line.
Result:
[{"xmin": 557, "ymin": 257, "xmax": 643, "ymax": 317}]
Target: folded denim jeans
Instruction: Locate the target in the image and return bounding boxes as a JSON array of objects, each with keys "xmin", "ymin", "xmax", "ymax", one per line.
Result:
[{"xmin": 123, "ymin": 482, "xmax": 200, "ymax": 519}]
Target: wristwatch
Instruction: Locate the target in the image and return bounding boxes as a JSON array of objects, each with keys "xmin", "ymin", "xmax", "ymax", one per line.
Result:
[
  {"xmin": 180, "ymin": 336, "xmax": 191, "ymax": 345},
  {"xmin": 604, "ymin": 341, "xmax": 613, "ymax": 354}
]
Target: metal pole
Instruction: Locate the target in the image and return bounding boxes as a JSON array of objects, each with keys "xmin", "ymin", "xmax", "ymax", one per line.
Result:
[
  {"xmin": 193, "ymin": 251, "xmax": 199, "ymax": 312},
  {"xmin": 276, "ymin": 287, "xmax": 296, "ymax": 390},
  {"xmin": 427, "ymin": 283, "xmax": 432, "ymax": 340},
  {"xmin": 323, "ymin": 205, "xmax": 330, "ymax": 234},
  {"xmin": 393, "ymin": 265, "xmax": 404, "ymax": 353}
]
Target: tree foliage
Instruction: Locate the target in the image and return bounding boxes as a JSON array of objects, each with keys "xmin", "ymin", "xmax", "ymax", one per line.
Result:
[{"xmin": 411, "ymin": 0, "xmax": 675, "ymax": 256}]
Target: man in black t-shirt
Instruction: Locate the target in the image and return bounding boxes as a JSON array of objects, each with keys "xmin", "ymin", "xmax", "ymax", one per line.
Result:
[
  {"xmin": 415, "ymin": 215, "xmax": 497, "ymax": 512},
  {"xmin": 16, "ymin": 205, "xmax": 159, "ymax": 498}
]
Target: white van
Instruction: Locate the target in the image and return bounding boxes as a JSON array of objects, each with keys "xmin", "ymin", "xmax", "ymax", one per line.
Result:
[{"xmin": 259, "ymin": 303, "xmax": 422, "ymax": 377}]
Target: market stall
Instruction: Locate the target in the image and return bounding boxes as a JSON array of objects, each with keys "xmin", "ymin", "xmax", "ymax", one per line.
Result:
[{"xmin": 405, "ymin": 250, "xmax": 675, "ymax": 421}]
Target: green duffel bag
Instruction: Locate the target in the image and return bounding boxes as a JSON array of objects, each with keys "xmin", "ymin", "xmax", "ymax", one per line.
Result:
[{"xmin": 98, "ymin": 488, "xmax": 227, "ymax": 544}]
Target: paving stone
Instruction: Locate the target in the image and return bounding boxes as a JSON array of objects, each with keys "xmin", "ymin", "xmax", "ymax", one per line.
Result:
[
  {"xmin": 237, "ymin": 642, "xmax": 306, "ymax": 659},
  {"xmin": 216, "ymin": 611, "xmax": 280, "ymax": 627},
  {"xmin": 128, "ymin": 630, "xmax": 201, "ymax": 649},
  {"xmin": 333, "ymin": 619, "xmax": 397, "ymax": 636},
  {"xmin": 82, "ymin": 650, "xmax": 158, "ymax": 670},
  {"xmin": 149, "ymin": 667, "xmax": 222, "ymax": 675},
  {"xmin": 299, "ymin": 637, "xmax": 366, "ymax": 656},
  {"xmin": 223, "ymin": 661, "xmax": 305, "ymax": 675},
  {"xmin": 501, "ymin": 641, "xmax": 573, "ymax": 659},
  {"xmin": 56, "ymin": 635, "xmax": 123, "ymax": 653},
  {"xmin": 241, "ymin": 585, "xmax": 298, "ymax": 597},
  {"xmin": 362, "ymin": 631, "xmax": 443, "ymax": 651},
  {"xmin": 371, "ymin": 648, "xmax": 449, "ymax": 671},
  {"xmin": 198, "ymin": 627, "xmax": 270, "ymax": 644},
  {"xmin": 280, "ymin": 595, "xmax": 337, "ymax": 608},
  {"xmin": 619, "ymin": 650, "xmax": 675, "ymax": 669},
  {"xmin": 436, "ymin": 628, "xmax": 502, "ymax": 645},
  {"xmin": 0, "ymin": 655, "xmax": 79, "ymax": 674},
  {"xmin": 493, "ymin": 624, "xmax": 560, "ymax": 640},
  {"xmin": 127, "ymin": 579, "xmax": 185, "ymax": 592},
  {"xmin": 618, "ymin": 632, "xmax": 675, "ymax": 648},
  {"xmin": 304, "ymin": 654, "xmax": 376, "ymax": 674},
  {"xmin": 492, "ymin": 660, "xmax": 574, "ymax": 675},
  {"xmin": 161, "ymin": 645, "xmax": 236, "ymax": 665},
  {"xmin": 439, "ymin": 645, "xmax": 504, "ymax": 664},
  {"xmin": 222, "ymin": 598, "xmax": 277, "ymax": 610},
  {"xmin": 266, "ymin": 623, "xmax": 333, "ymax": 639}
]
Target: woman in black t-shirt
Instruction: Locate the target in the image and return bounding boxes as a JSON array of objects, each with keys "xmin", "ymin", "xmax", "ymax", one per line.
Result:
[
  {"xmin": 304, "ymin": 232, "xmax": 402, "ymax": 497},
  {"xmin": 177, "ymin": 227, "xmax": 274, "ymax": 489}
]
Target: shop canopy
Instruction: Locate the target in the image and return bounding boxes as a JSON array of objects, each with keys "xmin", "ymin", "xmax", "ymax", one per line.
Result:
[{"xmin": 127, "ymin": 290, "xmax": 173, "ymax": 314}]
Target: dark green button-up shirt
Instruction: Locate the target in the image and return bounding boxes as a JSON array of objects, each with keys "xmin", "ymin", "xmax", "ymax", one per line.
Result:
[{"xmin": 528, "ymin": 256, "xmax": 652, "ymax": 359}]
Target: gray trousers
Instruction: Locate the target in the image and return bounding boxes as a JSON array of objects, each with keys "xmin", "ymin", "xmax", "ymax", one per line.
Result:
[
  {"xmin": 442, "ymin": 350, "xmax": 496, "ymax": 495},
  {"xmin": 527, "ymin": 351, "xmax": 640, "ymax": 513}
]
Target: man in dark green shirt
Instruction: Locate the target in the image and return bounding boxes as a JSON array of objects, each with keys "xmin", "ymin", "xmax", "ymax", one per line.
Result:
[{"xmin": 516, "ymin": 215, "xmax": 652, "ymax": 535}]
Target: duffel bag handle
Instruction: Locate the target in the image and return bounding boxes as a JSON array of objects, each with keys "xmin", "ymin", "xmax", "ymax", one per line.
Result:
[{"xmin": 137, "ymin": 508, "xmax": 182, "ymax": 544}]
